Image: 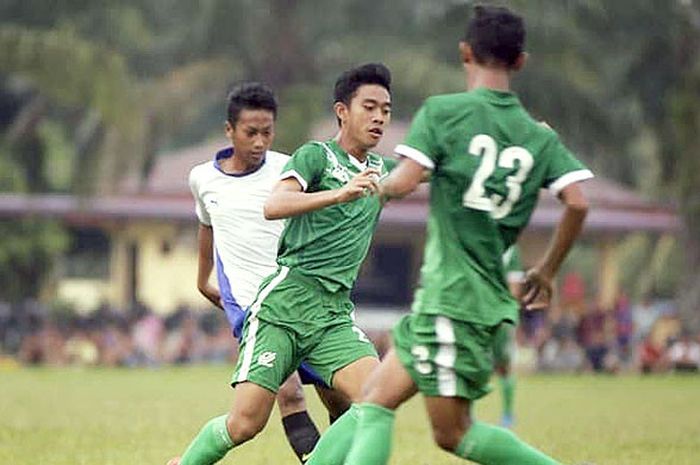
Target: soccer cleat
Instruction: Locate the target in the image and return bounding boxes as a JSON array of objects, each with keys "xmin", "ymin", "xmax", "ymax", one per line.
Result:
[
  {"xmin": 500, "ymin": 413, "xmax": 515, "ymax": 428},
  {"xmin": 166, "ymin": 456, "xmax": 181, "ymax": 465}
]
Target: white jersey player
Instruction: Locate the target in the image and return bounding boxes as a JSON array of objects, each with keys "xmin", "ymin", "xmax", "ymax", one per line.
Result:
[{"xmin": 189, "ymin": 147, "xmax": 288, "ymax": 335}]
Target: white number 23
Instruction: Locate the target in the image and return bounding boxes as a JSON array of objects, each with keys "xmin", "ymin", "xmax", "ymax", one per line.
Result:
[{"xmin": 462, "ymin": 134, "xmax": 534, "ymax": 219}]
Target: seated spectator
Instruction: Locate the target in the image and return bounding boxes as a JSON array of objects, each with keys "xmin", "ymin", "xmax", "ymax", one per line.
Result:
[
  {"xmin": 668, "ymin": 330, "xmax": 700, "ymax": 372},
  {"xmin": 639, "ymin": 333, "xmax": 668, "ymax": 374},
  {"xmin": 64, "ymin": 328, "xmax": 99, "ymax": 366},
  {"xmin": 613, "ymin": 294, "xmax": 634, "ymax": 365},
  {"xmin": 585, "ymin": 331, "xmax": 610, "ymax": 373},
  {"xmin": 632, "ymin": 295, "xmax": 659, "ymax": 342},
  {"xmin": 539, "ymin": 335, "xmax": 585, "ymax": 373}
]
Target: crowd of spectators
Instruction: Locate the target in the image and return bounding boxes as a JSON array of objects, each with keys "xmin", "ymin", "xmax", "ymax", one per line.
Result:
[
  {"xmin": 514, "ymin": 294, "xmax": 700, "ymax": 374},
  {"xmin": 0, "ymin": 300, "xmax": 237, "ymax": 368},
  {"xmin": 1, "ymin": 292, "xmax": 698, "ymax": 375}
]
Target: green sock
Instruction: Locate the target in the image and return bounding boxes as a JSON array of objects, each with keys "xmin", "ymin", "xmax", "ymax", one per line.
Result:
[
  {"xmin": 179, "ymin": 414, "xmax": 235, "ymax": 465},
  {"xmin": 455, "ymin": 421, "xmax": 563, "ymax": 465},
  {"xmin": 306, "ymin": 404, "xmax": 360, "ymax": 465},
  {"xmin": 500, "ymin": 375, "xmax": 515, "ymax": 418},
  {"xmin": 344, "ymin": 403, "xmax": 395, "ymax": 465}
]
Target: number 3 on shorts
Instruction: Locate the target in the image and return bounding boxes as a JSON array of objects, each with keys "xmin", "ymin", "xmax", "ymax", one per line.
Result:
[
  {"xmin": 411, "ymin": 344, "xmax": 432, "ymax": 375},
  {"xmin": 352, "ymin": 326, "xmax": 370, "ymax": 343}
]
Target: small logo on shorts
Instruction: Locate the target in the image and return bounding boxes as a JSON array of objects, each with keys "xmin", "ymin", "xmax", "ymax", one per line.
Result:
[{"xmin": 258, "ymin": 351, "xmax": 277, "ymax": 368}]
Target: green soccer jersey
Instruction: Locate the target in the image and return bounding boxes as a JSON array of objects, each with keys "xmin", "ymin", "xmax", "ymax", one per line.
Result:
[
  {"xmin": 396, "ymin": 88, "xmax": 592, "ymax": 325},
  {"xmin": 277, "ymin": 139, "xmax": 394, "ymax": 293}
]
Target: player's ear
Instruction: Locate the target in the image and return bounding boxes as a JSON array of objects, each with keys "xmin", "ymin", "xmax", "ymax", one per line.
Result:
[
  {"xmin": 333, "ymin": 101, "xmax": 348, "ymax": 126},
  {"xmin": 512, "ymin": 52, "xmax": 528, "ymax": 72},
  {"xmin": 459, "ymin": 41, "xmax": 474, "ymax": 65},
  {"xmin": 224, "ymin": 120, "xmax": 235, "ymax": 136}
]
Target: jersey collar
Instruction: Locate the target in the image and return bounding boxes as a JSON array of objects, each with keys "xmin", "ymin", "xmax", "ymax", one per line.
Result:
[
  {"xmin": 471, "ymin": 87, "xmax": 520, "ymax": 106},
  {"xmin": 214, "ymin": 147, "xmax": 267, "ymax": 177},
  {"xmin": 328, "ymin": 140, "xmax": 369, "ymax": 171}
]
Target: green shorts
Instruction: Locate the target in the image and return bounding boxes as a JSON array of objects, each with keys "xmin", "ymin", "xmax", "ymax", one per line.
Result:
[
  {"xmin": 492, "ymin": 322, "xmax": 516, "ymax": 368},
  {"xmin": 232, "ymin": 266, "xmax": 377, "ymax": 393},
  {"xmin": 393, "ymin": 313, "xmax": 507, "ymax": 400}
]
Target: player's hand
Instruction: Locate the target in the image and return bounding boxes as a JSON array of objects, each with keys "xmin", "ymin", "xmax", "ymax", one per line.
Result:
[
  {"xmin": 335, "ymin": 168, "xmax": 381, "ymax": 204},
  {"xmin": 522, "ymin": 267, "xmax": 553, "ymax": 311}
]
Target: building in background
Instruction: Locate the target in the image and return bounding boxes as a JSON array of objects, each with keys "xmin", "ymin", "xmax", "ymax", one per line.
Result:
[{"xmin": 0, "ymin": 123, "xmax": 679, "ymax": 323}]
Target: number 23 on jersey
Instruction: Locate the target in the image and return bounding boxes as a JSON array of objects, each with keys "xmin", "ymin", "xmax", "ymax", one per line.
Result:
[{"xmin": 462, "ymin": 134, "xmax": 534, "ymax": 219}]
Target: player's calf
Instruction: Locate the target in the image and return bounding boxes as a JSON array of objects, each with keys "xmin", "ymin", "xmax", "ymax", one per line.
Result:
[
  {"xmin": 277, "ymin": 372, "xmax": 307, "ymax": 415},
  {"xmin": 278, "ymin": 374, "xmax": 321, "ymax": 464},
  {"xmin": 424, "ymin": 396, "xmax": 473, "ymax": 452},
  {"xmin": 171, "ymin": 382, "xmax": 277, "ymax": 465}
]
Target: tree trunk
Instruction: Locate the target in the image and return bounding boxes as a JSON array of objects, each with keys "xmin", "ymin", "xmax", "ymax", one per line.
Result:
[
  {"xmin": 261, "ymin": 0, "xmax": 316, "ymax": 88},
  {"xmin": 673, "ymin": 76, "xmax": 700, "ymax": 329}
]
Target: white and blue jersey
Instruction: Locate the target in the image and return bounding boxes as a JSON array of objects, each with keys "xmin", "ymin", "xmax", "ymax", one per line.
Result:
[
  {"xmin": 189, "ymin": 146, "xmax": 325, "ymax": 386},
  {"xmin": 189, "ymin": 147, "xmax": 288, "ymax": 335}
]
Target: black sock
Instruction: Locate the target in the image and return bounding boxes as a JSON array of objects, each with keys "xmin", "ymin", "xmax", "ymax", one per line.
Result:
[{"xmin": 282, "ymin": 411, "xmax": 321, "ymax": 463}]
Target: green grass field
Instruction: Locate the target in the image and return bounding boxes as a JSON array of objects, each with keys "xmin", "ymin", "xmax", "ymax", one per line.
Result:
[{"xmin": 1, "ymin": 366, "xmax": 699, "ymax": 465}]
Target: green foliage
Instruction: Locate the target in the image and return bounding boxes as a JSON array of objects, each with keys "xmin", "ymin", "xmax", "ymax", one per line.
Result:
[
  {"xmin": 0, "ymin": 25, "xmax": 138, "ymax": 133},
  {"xmin": 36, "ymin": 119, "xmax": 75, "ymax": 192},
  {"xmin": 0, "ymin": 146, "xmax": 26, "ymax": 192},
  {"xmin": 0, "ymin": 219, "xmax": 68, "ymax": 301},
  {"xmin": 274, "ymin": 84, "xmax": 327, "ymax": 154}
]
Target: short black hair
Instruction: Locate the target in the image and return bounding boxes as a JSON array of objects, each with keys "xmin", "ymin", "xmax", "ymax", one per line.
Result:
[
  {"xmin": 226, "ymin": 82, "xmax": 277, "ymax": 126},
  {"xmin": 333, "ymin": 63, "xmax": 392, "ymax": 106},
  {"xmin": 465, "ymin": 5, "xmax": 525, "ymax": 68}
]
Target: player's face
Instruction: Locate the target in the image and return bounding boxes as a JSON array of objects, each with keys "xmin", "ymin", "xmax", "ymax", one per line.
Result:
[
  {"xmin": 340, "ymin": 84, "xmax": 391, "ymax": 150},
  {"xmin": 225, "ymin": 109, "xmax": 275, "ymax": 167}
]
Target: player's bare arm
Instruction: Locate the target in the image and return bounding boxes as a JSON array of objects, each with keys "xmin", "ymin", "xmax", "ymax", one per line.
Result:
[
  {"xmin": 264, "ymin": 168, "xmax": 380, "ymax": 220},
  {"xmin": 379, "ymin": 158, "xmax": 426, "ymax": 200},
  {"xmin": 523, "ymin": 182, "xmax": 588, "ymax": 309},
  {"xmin": 196, "ymin": 223, "xmax": 223, "ymax": 309}
]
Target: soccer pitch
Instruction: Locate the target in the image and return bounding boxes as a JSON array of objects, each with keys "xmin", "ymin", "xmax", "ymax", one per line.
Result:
[{"xmin": 1, "ymin": 366, "xmax": 699, "ymax": 465}]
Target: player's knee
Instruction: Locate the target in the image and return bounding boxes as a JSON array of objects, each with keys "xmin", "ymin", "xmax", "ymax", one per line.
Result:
[
  {"xmin": 277, "ymin": 379, "xmax": 306, "ymax": 414},
  {"xmin": 432, "ymin": 423, "xmax": 469, "ymax": 452},
  {"xmin": 226, "ymin": 412, "xmax": 264, "ymax": 444}
]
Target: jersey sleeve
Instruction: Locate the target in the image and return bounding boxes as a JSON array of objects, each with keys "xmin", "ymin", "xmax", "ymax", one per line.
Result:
[
  {"xmin": 280, "ymin": 143, "xmax": 327, "ymax": 192},
  {"xmin": 543, "ymin": 135, "xmax": 594, "ymax": 195},
  {"xmin": 394, "ymin": 102, "xmax": 439, "ymax": 170},
  {"xmin": 188, "ymin": 166, "xmax": 211, "ymax": 226},
  {"xmin": 381, "ymin": 156, "xmax": 399, "ymax": 174}
]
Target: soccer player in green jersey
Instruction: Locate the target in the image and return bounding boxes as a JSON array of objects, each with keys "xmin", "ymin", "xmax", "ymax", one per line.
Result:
[
  {"xmin": 168, "ymin": 63, "xmax": 393, "ymax": 465},
  {"xmin": 309, "ymin": 5, "xmax": 594, "ymax": 465},
  {"xmin": 495, "ymin": 245, "xmax": 525, "ymax": 428},
  {"xmin": 185, "ymin": 82, "xmax": 353, "ymax": 465}
]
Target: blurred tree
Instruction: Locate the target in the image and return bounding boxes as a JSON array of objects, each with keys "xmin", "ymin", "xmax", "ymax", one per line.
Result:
[
  {"xmin": 0, "ymin": 0, "xmax": 697, "ymax": 317},
  {"xmin": 0, "ymin": 219, "xmax": 68, "ymax": 302},
  {"xmin": 581, "ymin": 0, "xmax": 700, "ymax": 326}
]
